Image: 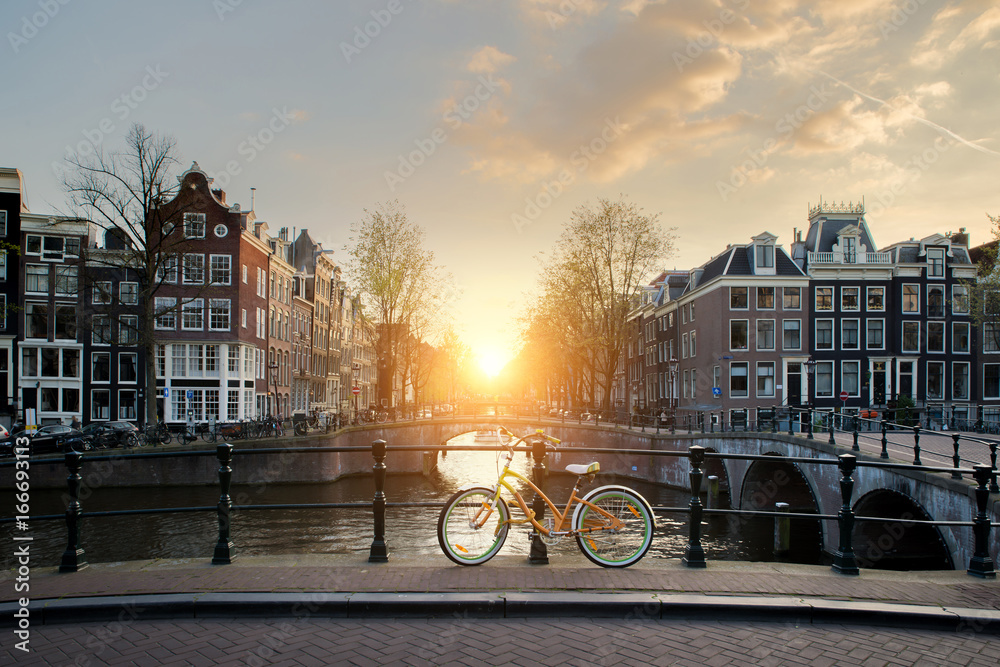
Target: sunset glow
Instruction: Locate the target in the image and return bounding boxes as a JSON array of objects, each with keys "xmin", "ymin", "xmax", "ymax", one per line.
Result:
[{"xmin": 477, "ymin": 349, "xmax": 509, "ymax": 378}]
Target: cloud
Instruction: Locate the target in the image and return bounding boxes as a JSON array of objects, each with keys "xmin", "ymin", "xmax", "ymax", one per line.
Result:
[
  {"xmin": 914, "ymin": 4, "xmax": 1000, "ymax": 68},
  {"xmin": 466, "ymin": 46, "xmax": 516, "ymax": 74}
]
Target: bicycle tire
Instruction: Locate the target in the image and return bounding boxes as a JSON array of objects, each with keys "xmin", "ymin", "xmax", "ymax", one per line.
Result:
[
  {"xmin": 572, "ymin": 486, "xmax": 654, "ymax": 568},
  {"xmin": 123, "ymin": 433, "xmax": 139, "ymax": 448},
  {"xmin": 294, "ymin": 421, "xmax": 307, "ymax": 436},
  {"xmin": 158, "ymin": 429, "xmax": 172, "ymax": 445},
  {"xmin": 376, "ymin": 412, "xmax": 387, "ymax": 424},
  {"xmin": 206, "ymin": 427, "xmax": 217, "ymax": 443},
  {"xmin": 437, "ymin": 487, "xmax": 509, "ymax": 566}
]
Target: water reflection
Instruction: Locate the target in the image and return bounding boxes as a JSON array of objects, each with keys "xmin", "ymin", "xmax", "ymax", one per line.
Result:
[{"xmin": 0, "ymin": 432, "xmax": 822, "ymax": 568}]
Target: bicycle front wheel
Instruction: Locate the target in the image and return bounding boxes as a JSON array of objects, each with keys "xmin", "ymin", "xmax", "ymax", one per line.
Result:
[
  {"xmin": 437, "ymin": 487, "xmax": 509, "ymax": 566},
  {"xmin": 573, "ymin": 486, "xmax": 654, "ymax": 568}
]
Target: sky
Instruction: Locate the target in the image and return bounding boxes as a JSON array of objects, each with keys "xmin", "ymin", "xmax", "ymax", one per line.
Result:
[{"xmin": 3, "ymin": 0, "xmax": 999, "ymax": 372}]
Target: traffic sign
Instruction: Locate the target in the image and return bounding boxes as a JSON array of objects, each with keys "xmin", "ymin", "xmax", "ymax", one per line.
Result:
[
  {"xmin": 352, "ymin": 386, "xmax": 361, "ymax": 395},
  {"xmin": 712, "ymin": 387, "xmax": 722, "ymax": 397},
  {"xmin": 839, "ymin": 391, "xmax": 848, "ymax": 401},
  {"xmin": 186, "ymin": 389, "xmax": 194, "ymax": 400},
  {"xmin": 163, "ymin": 387, "xmax": 170, "ymax": 398}
]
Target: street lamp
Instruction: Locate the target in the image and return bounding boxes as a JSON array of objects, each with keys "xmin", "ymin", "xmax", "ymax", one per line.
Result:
[
  {"xmin": 269, "ymin": 362, "xmax": 279, "ymax": 418},
  {"xmin": 804, "ymin": 357, "xmax": 817, "ymax": 439},
  {"xmin": 668, "ymin": 357, "xmax": 679, "ymax": 434}
]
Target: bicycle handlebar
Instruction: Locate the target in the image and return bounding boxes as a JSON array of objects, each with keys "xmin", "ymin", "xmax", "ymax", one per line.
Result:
[{"xmin": 498, "ymin": 427, "xmax": 560, "ymax": 451}]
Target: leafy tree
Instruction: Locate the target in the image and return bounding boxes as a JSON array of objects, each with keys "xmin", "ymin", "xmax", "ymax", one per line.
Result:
[{"xmin": 960, "ymin": 213, "xmax": 1000, "ymax": 351}]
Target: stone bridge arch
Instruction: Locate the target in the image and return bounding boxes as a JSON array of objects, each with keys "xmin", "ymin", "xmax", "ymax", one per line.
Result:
[{"xmin": 852, "ymin": 489, "xmax": 953, "ymax": 570}]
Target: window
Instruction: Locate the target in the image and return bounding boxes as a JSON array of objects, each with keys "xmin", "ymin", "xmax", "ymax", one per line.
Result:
[
  {"xmin": 815, "ymin": 319, "xmax": 833, "ymax": 350},
  {"xmin": 867, "ymin": 319, "xmax": 884, "ymax": 349},
  {"xmin": 757, "ymin": 287, "xmax": 775, "ymax": 309},
  {"xmin": 183, "ymin": 254, "xmax": 205, "ymax": 284},
  {"xmin": 242, "ymin": 309, "xmax": 247, "ymax": 328},
  {"xmin": 681, "ymin": 306, "xmax": 687, "ymax": 325},
  {"xmin": 927, "ymin": 362, "xmax": 944, "ymax": 400},
  {"xmin": 757, "ymin": 320, "xmax": 775, "ymax": 350},
  {"xmin": 842, "ymin": 361, "xmax": 860, "ymax": 396},
  {"xmin": 841, "ymin": 319, "xmax": 859, "ymax": 350},
  {"xmin": 172, "ymin": 344, "xmax": 187, "ymax": 377},
  {"xmin": 21, "ymin": 349, "xmax": 37, "ymax": 377},
  {"xmin": 783, "ymin": 287, "xmax": 800, "ymax": 310},
  {"xmin": 927, "ymin": 247, "xmax": 945, "ymax": 277},
  {"xmin": 182, "ymin": 299, "xmax": 204, "ymax": 330},
  {"xmin": 210, "ymin": 255, "xmax": 231, "ymax": 285},
  {"xmin": 681, "ymin": 333, "xmax": 688, "ymax": 358},
  {"xmin": 689, "ymin": 303, "xmax": 695, "ymax": 321},
  {"xmin": 952, "ymin": 285, "xmax": 969, "ymax": 314},
  {"xmin": 119, "ymin": 353, "xmax": 138, "ymax": 383},
  {"xmin": 902, "ymin": 321, "xmax": 920, "ymax": 352},
  {"xmin": 689, "ymin": 369, "xmax": 697, "ymax": 399},
  {"xmin": 54, "ymin": 266, "xmax": 77, "ymax": 296},
  {"xmin": 730, "ymin": 287, "xmax": 748, "ymax": 309},
  {"xmin": 242, "ymin": 264, "xmax": 248, "ymax": 284},
  {"xmin": 209, "ymin": 299, "xmax": 231, "ymax": 331},
  {"xmin": 41, "ymin": 348, "xmax": 58, "ymax": 377},
  {"xmin": 93, "ymin": 281, "xmax": 113, "ymax": 304},
  {"xmin": 782, "ymin": 320, "xmax": 800, "ymax": 350},
  {"xmin": 713, "ymin": 365, "xmax": 720, "ymax": 389},
  {"xmin": 899, "ymin": 361, "xmax": 914, "ymax": 398},
  {"xmin": 155, "ymin": 297, "xmax": 176, "ymax": 329},
  {"xmin": 184, "ymin": 212, "xmax": 206, "ymax": 239},
  {"xmin": 730, "ymin": 362, "xmax": 748, "ymax": 397},
  {"xmin": 118, "ymin": 390, "xmax": 137, "ymax": 420},
  {"xmin": 927, "ymin": 322, "xmax": 945, "ymax": 352},
  {"xmin": 92, "ymin": 389, "xmax": 110, "ymax": 420},
  {"xmin": 229, "ymin": 346, "xmax": 240, "ymax": 373},
  {"xmin": 120, "ymin": 282, "xmax": 139, "ymax": 305},
  {"xmin": 205, "ymin": 345, "xmax": 220, "ymax": 377},
  {"xmin": 26, "ymin": 264, "xmax": 48, "ymax": 293},
  {"xmin": 902, "ymin": 284, "xmax": 919, "ymax": 313},
  {"xmin": 986, "ymin": 365, "xmax": 1000, "ymax": 400},
  {"xmin": 54, "ymin": 306, "xmax": 76, "ymax": 339},
  {"xmin": 814, "ymin": 287, "xmax": 832, "ymax": 311},
  {"xmin": 757, "ymin": 362, "xmax": 775, "ymax": 397},
  {"xmin": 756, "ymin": 245, "xmax": 774, "ymax": 268},
  {"xmin": 0, "ymin": 210, "xmax": 5, "ymax": 236},
  {"xmin": 730, "ymin": 320, "xmax": 748, "ymax": 350},
  {"xmin": 63, "ymin": 349, "xmax": 79, "ymax": 378},
  {"xmin": 841, "ymin": 287, "xmax": 859, "ymax": 311},
  {"xmin": 92, "ymin": 353, "xmax": 110, "ymax": 382},
  {"xmin": 815, "ymin": 362, "xmax": 833, "ymax": 398},
  {"xmin": 953, "ymin": 322, "xmax": 970, "ymax": 353},
  {"xmin": 159, "ymin": 255, "xmax": 179, "ymax": 283},
  {"xmin": 25, "ymin": 235, "xmax": 41, "ymax": 255},
  {"xmin": 986, "ymin": 323, "xmax": 1000, "ymax": 352},
  {"xmin": 682, "ymin": 370, "xmax": 689, "ymax": 398},
  {"xmin": 156, "ymin": 345, "xmax": 165, "ymax": 378},
  {"xmin": 228, "ymin": 390, "xmax": 240, "ymax": 421},
  {"xmin": 953, "ymin": 362, "xmax": 970, "ymax": 400},
  {"xmin": 93, "ymin": 315, "xmax": 111, "ymax": 344},
  {"xmin": 867, "ymin": 287, "xmax": 885, "ymax": 311},
  {"xmin": 927, "ymin": 286, "xmax": 944, "ymax": 318},
  {"xmin": 205, "ymin": 390, "xmax": 220, "ymax": 421},
  {"xmin": 120, "ymin": 315, "xmax": 139, "ymax": 345},
  {"xmin": 689, "ymin": 331, "xmax": 696, "ymax": 356}
]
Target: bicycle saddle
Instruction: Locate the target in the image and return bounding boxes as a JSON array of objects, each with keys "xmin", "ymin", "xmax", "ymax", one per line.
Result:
[{"xmin": 565, "ymin": 462, "xmax": 600, "ymax": 475}]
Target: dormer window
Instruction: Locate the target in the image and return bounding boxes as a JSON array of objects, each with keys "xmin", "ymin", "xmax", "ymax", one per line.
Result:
[
  {"xmin": 756, "ymin": 245, "xmax": 774, "ymax": 268},
  {"xmin": 927, "ymin": 247, "xmax": 945, "ymax": 277}
]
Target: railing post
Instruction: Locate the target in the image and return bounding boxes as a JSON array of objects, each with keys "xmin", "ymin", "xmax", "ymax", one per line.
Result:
[
  {"xmin": 828, "ymin": 412, "xmax": 836, "ymax": 445},
  {"xmin": 807, "ymin": 409, "xmax": 813, "ymax": 439},
  {"xmin": 852, "ymin": 415, "xmax": 859, "ymax": 451},
  {"xmin": 774, "ymin": 502, "xmax": 790, "ymax": 556},
  {"xmin": 831, "ymin": 453, "xmax": 860, "ymax": 575},
  {"xmin": 880, "ymin": 420, "xmax": 889, "ymax": 459},
  {"xmin": 951, "ymin": 434, "xmax": 962, "ymax": 480},
  {"xmin": 59, "ymin": 450, "xmax": 88, "ymax": 573},
  {"xmin": 912, "ymin": 425, "xmax": 922, "ymax": 466},
  {"xmin": 683, "ymin": 445, "xmax": 707, "ymax": 568},
  {"xmin": 528, "ymin": 437, "xmax": 549, "ymax": 564},
  {"xmin": 212, "ymin": 443, "xmax": 235, "ymax": 564},
  {"xmin": 968, "ymin": 465, "xmax": 997, "ymax": 578},
  {"xmin": 787, "ymin": 407, "xmax": 793, "ymax": 436},
  {"xmin": 771, "ymin": 411, "xmax": 777, "ymax": 434},
  {"xmin": 989, "ymin": 442, "xmax": 1000, "ymax": 494},
  {"xmin": 369, "ymin": 439, "xmax": 389, "ymax": 562}
]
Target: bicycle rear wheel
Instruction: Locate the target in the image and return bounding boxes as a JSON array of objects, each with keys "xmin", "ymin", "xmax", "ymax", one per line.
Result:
[
  {"xmin": 573, "ymin": 486, "xmax": 654, "ymax": 568},
  {"xmin": 438, "ymin": 487, "xmax": 509, "ymax": 566}
]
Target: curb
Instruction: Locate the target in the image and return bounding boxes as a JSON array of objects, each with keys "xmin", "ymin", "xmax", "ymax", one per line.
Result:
[{"xmin": 3, "ymin": 592, "xmax": 999, "ymax": 633}]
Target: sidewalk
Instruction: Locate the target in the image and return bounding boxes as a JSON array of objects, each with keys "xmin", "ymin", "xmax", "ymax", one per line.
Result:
[{"xmin": 4, "ymin": 554, "xmax": 1000, "ymax": 629}]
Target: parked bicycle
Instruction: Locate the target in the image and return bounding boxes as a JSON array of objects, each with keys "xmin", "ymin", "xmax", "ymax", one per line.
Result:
[{"xmin": 437, "ymin": 427, "xmax": 655, "ymax": 568}]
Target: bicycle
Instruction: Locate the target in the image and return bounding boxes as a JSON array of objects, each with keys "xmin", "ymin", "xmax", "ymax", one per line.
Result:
[{"xmin": 437, "ymin": 427, "xmax": 655, "ymax": 568}]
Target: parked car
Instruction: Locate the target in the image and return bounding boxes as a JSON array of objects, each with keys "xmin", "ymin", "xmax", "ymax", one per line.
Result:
[
  {"xmin": 81, "ymin": 421, "xmax": 139, "ymax": 448},
  {"xmin": 0, "ymin": 425, "xmax": 91, "ymax": 457}
]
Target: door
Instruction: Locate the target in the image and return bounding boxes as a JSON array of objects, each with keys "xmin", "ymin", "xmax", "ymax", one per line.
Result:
[
  {"xmin": 786, "ymin": 363, "xmax": 802, "ymax": 406},
  {"xmin": 872, "ymin": 361, "xmax": 886, "ymax": 405}
]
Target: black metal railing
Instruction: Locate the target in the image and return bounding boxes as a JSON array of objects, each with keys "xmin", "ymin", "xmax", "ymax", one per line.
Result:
[{"xmin": 2, "ymin": 435, "xmax": 997, "ymax": 578}]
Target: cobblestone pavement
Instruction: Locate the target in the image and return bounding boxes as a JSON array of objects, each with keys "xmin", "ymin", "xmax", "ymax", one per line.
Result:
[{"xmin": 7, "ymin": 615, "xmax": 1000, "ymax": 666}]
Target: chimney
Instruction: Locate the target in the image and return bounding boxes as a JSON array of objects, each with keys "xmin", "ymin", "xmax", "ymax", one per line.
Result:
[{"xmin": 212, "ymin": 189, "xmax": 227, "ymax": 204}]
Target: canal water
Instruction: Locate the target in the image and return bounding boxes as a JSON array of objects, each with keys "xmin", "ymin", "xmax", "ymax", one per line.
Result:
[{"xmin": 1, "ymin": 433, "xmax": 823, "ymax": 569}]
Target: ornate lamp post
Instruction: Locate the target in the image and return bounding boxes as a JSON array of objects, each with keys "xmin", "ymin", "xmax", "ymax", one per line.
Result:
[{"xmin": 269, "ymin": 362, "xmax": 279, "ymax": 417}]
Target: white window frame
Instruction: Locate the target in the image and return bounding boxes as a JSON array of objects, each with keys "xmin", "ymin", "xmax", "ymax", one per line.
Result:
[
  {"xmin": 866, "ymin": 318, "xmax": 885, "ymax": 350},
  {"xmin": 866, "ymin": 286, "xmax": 885, "ymax": 311},
  {"xmin": 756, "ymin": 362, "xmax": 775, "ymax": 398},
  {"xmin": 841, "ymin": 286, "xmax": 860, "ymax": 312},
  {"xmin": 729, "ymin": 362, "xmax": 749, "ymax": 398},
  {"xmin": 902, "ymin": 320, "xmax": 921, "ymax": 353},
  {"xmin": 841, "ymin": 318, "xmax": 860, "ymax": 350},
  {"xmin": 927, "ymin": 321, "xmax": 945, "ymax": 353},
  {"xmin": 815, "ymin": 286, "xmax": 833, "ymax": 311},
  {"xmin": 154, "ymin": 297, "xmax": 176, "ymax": 330},
  {"xmin": 756, "ymin": 319, "xmax": 775, "ymax": 351},
  {"xmin": 181, "ymin": 298, "xmax": 204, "ymax": 331},
  {"xmin": 952, "ymin": 285, "xmax": 969, "ymax": 315},
  {"xmin": 730, "ymin": 287, "xmax": 749, "ymax": 311},
  {"xmin": 183, "ymin": 253, "xmax": 205, "ymax": 285},
  {"xmin": 210, "ymin": 254, "xmax": 232, "ymax": 285},
  {"xmin": 815, "ymin": 318, "xmax": 834, "ymax": 350},
  {"xmin": 782, "ymin": 286, "xmax": 801, "ymax": 310},
  {"xmin": 953, "ymin": 321, "xmax": 970, "ymax": 354},
  {"xmin": 756, "ymin": 286, "xmax": 775, "ymax": 310},
  {"xmin": 815, "ymin": 361, "xmax": 834, "ymax": 398},
  {"xmin": 926, "ymin": 361, "xmax": 945, "ymax": 400},
  {"xmin": 120, "ymin": 281, "xmax": 139, "ymax": 305},
  {"xmin": 782, "ymin": 319, "xmax": 801, "ymax": 351},
  {"xmin": 927, "ymin": 247, "xmax": 945, "ymax": 278},
  {"xmin": 842, "ymin": 360, "xmax": 860, "ymax": 397},
  {"xmin": 184, "ymin": 212, "xmax": 206, "ymax": 239},
  {"xmin": 209, "ymin": 299, "xmax": 231, "ymax": 331},
  {"xmin": 93, "ymin": 281, "xmax": 113, "ymax": 305},
  {"xmin": 953, "ymin": 361, "xmax": 970, "ymax": 401},
  {"xmin": 730, "ymin": 319, "xmax": 749, "ymax": 351},
  {"xmin": 902, "ymin": 284, "xmax": 920, "ymax": 313}
]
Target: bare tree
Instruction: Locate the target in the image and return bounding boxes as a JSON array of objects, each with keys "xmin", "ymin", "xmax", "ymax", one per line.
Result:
[
  {"xmin": 345, "ymin": 201, "xmax": 439, "ymax": 407},
  {"xmin": 961, "ymin": 213, "xmax": 1000, "ymax": 351},
  {"xmin": 537, "ymin": 197, "xmax": 675, "ymax": 412},
  {"xmin": 63, "ymin": 123, "xmax": 194, "ymax": 426}
]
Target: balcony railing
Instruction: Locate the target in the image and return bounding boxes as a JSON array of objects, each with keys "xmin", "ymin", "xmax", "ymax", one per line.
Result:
[{"xmin": 809, "ymin": 251, "xmax": 892, "ymax": 265}]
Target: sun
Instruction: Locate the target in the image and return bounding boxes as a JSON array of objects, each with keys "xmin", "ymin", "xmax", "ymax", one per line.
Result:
[{"xmin": 477, "ymin": 349, "xmax": 508, "ymax": 378}]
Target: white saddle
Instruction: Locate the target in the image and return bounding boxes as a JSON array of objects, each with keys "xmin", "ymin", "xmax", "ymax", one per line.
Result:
[{"xmin": 565, "ymin": 462, "xmax": 600, "ymax": 475}]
